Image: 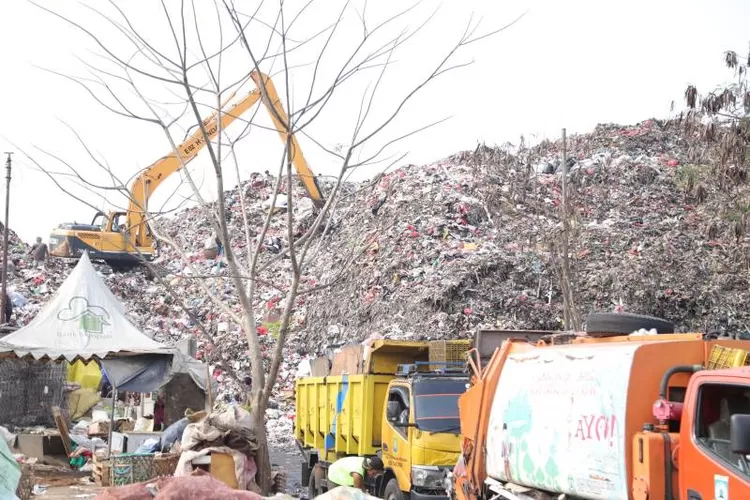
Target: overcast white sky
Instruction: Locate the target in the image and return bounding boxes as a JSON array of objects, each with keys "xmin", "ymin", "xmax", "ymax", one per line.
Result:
[{"xmin": 0, "ymin": 0, "xmax": 747, "ymax": 243}]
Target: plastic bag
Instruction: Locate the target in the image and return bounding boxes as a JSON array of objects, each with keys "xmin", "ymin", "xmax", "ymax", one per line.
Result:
[
  {"xmin": 313, "ymin": 486, "xmax": 379, "ymax": 500},
  {"xmin": 94, "ymin": 481, "xmax": 152, "ymax": 499},
  {"xmin": 160, "ymin": 418, "xmax": 189, "ymax": 453},
  {"xmin": 295, "ymin": 358, "xmax": 311, "ymax": 378},
  {"xmin": 157, "ymin": 474, "xmax": 263, "ymax": 499},
  {"xmin": 180, "ymin": 422, "xmax": 223, "ymax": 451},
  {"xmin": 208, "ymin": 405, "xmax": 254, "ymax": 434},
  {"xmin": 135, "ymin": 438, "xmax": 160, "ymax": 454}
]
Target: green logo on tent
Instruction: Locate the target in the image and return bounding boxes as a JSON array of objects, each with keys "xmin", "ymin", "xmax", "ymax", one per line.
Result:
[{"xmin": 57, "ymin": 297, "xmax": 111, "ymax": 335}]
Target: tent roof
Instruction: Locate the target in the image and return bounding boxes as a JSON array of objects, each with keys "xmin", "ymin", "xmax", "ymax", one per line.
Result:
[{"xmin": 0, "ymin": 252, "xmax": 173, "ymax": 361}]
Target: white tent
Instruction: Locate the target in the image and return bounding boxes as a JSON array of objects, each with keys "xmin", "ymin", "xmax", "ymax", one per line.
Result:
[{"xmin": 0, "ymin": 252, "xmax": 173, "ymax": 361}]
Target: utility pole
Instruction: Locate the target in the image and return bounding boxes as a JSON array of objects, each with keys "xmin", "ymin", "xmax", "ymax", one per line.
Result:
[{"xmin": 1, "ymin": 152, "xmax": 11, "ymax": 326}]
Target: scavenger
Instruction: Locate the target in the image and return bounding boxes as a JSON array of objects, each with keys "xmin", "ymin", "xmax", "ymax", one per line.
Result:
[{"xmin": 326, "ymin": 456, "xmax": 384, "ymax": 491}]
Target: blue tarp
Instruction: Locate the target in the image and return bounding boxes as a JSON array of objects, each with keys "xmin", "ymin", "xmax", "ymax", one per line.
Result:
[{"xmin": 100, "ymin": 354, "xmax": 171, "ymax": 393}]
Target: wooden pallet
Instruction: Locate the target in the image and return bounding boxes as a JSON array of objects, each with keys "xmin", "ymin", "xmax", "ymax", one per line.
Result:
[{"xmin": 92, "ymin": 456, "xmax": 111, "ymax": 487}]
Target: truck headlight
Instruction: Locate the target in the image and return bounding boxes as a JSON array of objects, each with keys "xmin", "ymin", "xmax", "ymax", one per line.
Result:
[
  {"xmin": 444, "ymin": 471, "xmax": 453, "ymax": 496},
  {"xmin": 411, "ymin": 466, "xmax": 445, "ymax": 489}
]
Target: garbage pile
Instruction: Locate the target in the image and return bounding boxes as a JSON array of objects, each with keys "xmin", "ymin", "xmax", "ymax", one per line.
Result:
[
  {"xmin": 302, "ymin": 118, "xmax": 750, "ymax": 342},
  {"xmin": 5, "ymin": 118, "xmax": 750, "ymax": 449},
  {"xmin": 1, "ymin": 224, "xmax": 29, "ymax": 257}
]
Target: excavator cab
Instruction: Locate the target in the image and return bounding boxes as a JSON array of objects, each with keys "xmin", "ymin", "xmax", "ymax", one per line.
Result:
[
  {"xmin": 49, "ymin": 210, "xmax": 145, "ymax": 267},
  {"xmin": 96, "ymin": 212, "xmax": 127, "ymax": 233},
  {"xmin": 90, "ymin": 211, "xmax": 118, "ymax": 232}
]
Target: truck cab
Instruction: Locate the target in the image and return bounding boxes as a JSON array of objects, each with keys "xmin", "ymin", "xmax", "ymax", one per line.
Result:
[
  {"xmin": 295, "ymin": 340, "xmax": 470, "ymax": 500},
  {"xmin": 381, "ymin": 368, "xmax": 468, "ymax": 500},
  {"xmin": 630, "ymin": 364, "xmax": 750, "ymax": 500},
  {"xmin": 670, "ymin": 367, "xmax": 750, "ymax": 499}
]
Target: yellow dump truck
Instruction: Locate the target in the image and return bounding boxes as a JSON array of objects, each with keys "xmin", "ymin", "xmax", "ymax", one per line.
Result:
[{"xmin": 295, "ymin": 340, "xmax": 470, "ymax": 500}]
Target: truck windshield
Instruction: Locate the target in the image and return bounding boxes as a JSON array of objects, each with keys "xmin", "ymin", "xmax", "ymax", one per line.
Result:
[{"xmin": 413, "ymin": 378, "xmax": 467, "ymax": 434}]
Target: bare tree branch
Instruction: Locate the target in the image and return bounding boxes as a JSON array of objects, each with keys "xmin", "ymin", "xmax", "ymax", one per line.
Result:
[{"xmin": 26, "ymin": 1, "xmax": 517, "ymax": 492}]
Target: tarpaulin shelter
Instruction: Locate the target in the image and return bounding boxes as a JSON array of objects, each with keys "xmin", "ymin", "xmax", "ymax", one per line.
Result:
[
  {"xmin": 161, "ymin": 350, "xmax": 218, "ymax": 424},
  {"xmin": 0, "ymin": 253, "xmax": 175, "ymax": 439},
  {"xmin": 170, "ymin": 350, "xmax": 217, "ymax": 394}
]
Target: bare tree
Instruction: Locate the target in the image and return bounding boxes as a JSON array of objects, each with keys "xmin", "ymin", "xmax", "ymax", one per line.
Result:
[
  {"xmin": 681, "ymin": 46, "xmax": 750, "ymax": 189},
  {"xmin": 557, "ymin": 129, "xmax": 581, "ymax": 331},
  {"xmin": 24, "ymin": 0, "xmax": 521, "ymax": 492}
]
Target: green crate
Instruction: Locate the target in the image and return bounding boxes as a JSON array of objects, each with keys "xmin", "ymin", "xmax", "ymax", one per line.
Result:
[{"xmin": 111, "ymin": 454, "xmax": 156, "ymax": 486}]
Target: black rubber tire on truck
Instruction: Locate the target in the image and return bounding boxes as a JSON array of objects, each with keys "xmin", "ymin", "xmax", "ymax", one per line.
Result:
[
  {"xmin": 585, "ymin": 312, "xmax": 675, "ymax": 336},
  {"xmin": 301, "ymin": 461, "xmax": 312, "ymax": 496},
  {"xmin": 308, "ymin": 473, "xmax": 320, "ymax": 500},
  {"xmin": 384, "ymin": 478, "xmax": 405, "ymax": 500},
  {"xmin": 309, "ymin": 465, "xmax": 329, "ymax": 499}
]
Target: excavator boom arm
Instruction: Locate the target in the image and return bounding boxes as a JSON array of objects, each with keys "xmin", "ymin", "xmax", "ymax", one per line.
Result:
[
  {"xmin": 250, "ymin": 72, "xmax": 324, "ymax": 207},
  {"xmin": 125, "ymin": 70, "xmax": 324, "ymax": 248}
]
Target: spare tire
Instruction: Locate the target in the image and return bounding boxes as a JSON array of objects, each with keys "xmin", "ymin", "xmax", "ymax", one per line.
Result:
[{"xmin": 585, "ymin": 312, "xmax": 674, "ymax": 336}]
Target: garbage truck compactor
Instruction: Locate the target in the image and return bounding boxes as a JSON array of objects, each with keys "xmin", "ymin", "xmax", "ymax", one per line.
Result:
[
  {"xmin": 453, "ymin": 324, "xmax": 750, "ymax": 500},
  {"xmin": 295, "ymin": 340, "xmax": 470, "ymax": 500}
]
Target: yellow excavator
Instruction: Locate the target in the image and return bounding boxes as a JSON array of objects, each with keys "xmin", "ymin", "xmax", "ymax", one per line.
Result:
[{"xmin": 49, "ymin": 71, "xmax": 324, "ymax": 268}]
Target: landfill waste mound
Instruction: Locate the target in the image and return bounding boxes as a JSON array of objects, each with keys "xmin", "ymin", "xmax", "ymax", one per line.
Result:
[
  {"xmin": 302, "ymin": 119, "xmax": 750, "ymax": 343},
  {"xmin": 2, "ymin": 224, "xmax": 30, "ymax": 259},
  {"xmin": 5, "ymin": 118, "xmax": 750, "ymax": 450}
]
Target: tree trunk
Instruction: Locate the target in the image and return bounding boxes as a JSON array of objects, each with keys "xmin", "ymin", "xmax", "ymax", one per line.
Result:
[{"xmin": 252, "ymin": 394, "xmax": 273, "ymax": 495}]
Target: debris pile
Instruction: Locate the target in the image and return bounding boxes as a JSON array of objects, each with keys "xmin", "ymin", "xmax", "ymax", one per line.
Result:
[
  {"xmin": 303, "ymin": 119, "xmax": 750, "ymax": 341},
  {"xmin": 5, "ymin": 119, "xmax": 750, "ymax": 448}
]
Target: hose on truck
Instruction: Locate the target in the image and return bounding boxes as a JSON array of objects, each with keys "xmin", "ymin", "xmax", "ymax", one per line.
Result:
[{"xmin": 659, "ymin": 364, "xmax": 703, "ymax": 399}]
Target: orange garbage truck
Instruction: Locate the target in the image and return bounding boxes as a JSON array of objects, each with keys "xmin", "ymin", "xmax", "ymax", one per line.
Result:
[{"xmin": 452, "ymin": 314, "xmax": 750, "ymax": 500}]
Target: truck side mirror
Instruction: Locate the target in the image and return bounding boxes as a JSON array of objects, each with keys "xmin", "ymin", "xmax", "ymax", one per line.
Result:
[
  {"xmin": 386, "ymin": 401, "xmax": 400, "ymax": 421},
  {"xmin": 730, "ymin": 413, "xmax": 750, "ymax": 454}
]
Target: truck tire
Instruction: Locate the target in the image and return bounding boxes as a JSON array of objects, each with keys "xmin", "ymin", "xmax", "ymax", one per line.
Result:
[
  {"xmin": 307, "ymin": 474, "xmax": 326, "ymax": 500},
  {"xmin": 301, "ymin": 461, "xmax": 312, "ymax": 495},
  {"xmin": 384, "ymin": 478, "xmax": 405, "ymax": 500},
  {"xmin": 309, "ymin": 464, "xmax": 328, "ymax": 499},
  {"xmin": 585, "ymin": 312, "xmax": 674, "ymax": 336},
  {"xmin": 309, "ymin": 473, "xmax": 320, "ymax": 499}
]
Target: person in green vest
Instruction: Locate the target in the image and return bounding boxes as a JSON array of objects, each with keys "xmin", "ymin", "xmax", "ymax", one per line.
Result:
[{"xmin": 327, "ymin": 456, "xmax": 384, "ymax": 491}]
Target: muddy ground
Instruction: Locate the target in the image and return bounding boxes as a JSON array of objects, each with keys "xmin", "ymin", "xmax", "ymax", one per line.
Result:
[{"xmin": 271, "ymin": 447, "xmax": 304, "ymax": 494}]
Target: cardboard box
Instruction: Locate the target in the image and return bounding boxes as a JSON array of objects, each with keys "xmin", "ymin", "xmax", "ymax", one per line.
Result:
[
  {"xmin": 110, "ymin": 432, "xmax": 125, "ymax": 454},
  {"xmin": 16, "ymin": 434, "xmax": 66, "ymax": 460},
  {"xmin": 329, "ymin": 344, "xmax": 364, "ymax": 375},
  {"xmin": 310, "ymin": 356, "xmax": 330, "ymax": 377}
]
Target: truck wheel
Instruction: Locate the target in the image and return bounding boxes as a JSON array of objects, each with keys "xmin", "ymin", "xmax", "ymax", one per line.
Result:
[
  {"xmin": 585, "ymin": 312, "xmax": 674, "ymax": 336},
  {"xmin": 308, "ymin": 473, "xmax": 318, "ymax": 499},
  {"xmin": 301, "ymin": 460, "xmax": 312, "ymax": 493},
  {"xmin": 384, "ymin": 478, "xmax": 404, "ymax": 500}
]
